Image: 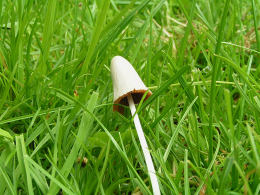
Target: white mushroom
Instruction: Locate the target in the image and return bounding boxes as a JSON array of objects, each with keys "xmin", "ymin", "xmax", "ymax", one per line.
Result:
[
  {"xmin": 111, "ymin": 56, "xmax": 152, "ymax": 114},
  {"xmin": 111, "ymin": 56, "xmax": 160, "ymax": 195}
]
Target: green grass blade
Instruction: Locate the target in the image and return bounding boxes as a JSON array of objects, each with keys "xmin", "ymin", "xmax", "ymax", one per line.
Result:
[
  {"xmin": 0, "ymin": 165, "xmax": 16, "ymax": 195},
  {"xmin": 16, "ymin": 134, "xmax": 34, "ymax": 195},
  {"xmin": 163, "ymin": 97, "xmax": 198, "ymax": 161},
  {"xmin": 25, "ymin": 156, "xmax": 74, "ymax": 195},
  {"xmin": 48, "ymin": 92, "xmax": 98, "ymax": 194},
  {"xmin": 141, "ymin": 66, "xmax": 189, "ymax": 110},
  {"xmin": 184, "ymin": 149, "xmax": 190, "ymax": 195},
  {"xmin": 195, "ymin": 129, "xmax": 220, "ymax": 195},
  {"xmin": 251, "ymin": 0, "xmax": 260, "ymax": 52},
  {"xmin": 218, "ymin": 157, "xmax": 233, "ymax": 195},
  {"xmin": 35, "ymin": 0, "xmax": 57, "ymax": 76},
  {"xmin": 208, "ymin": 0, "xmax": 231, "ymax": 162},
  {"xmin": 0, "ymin": 128, "xmax": 13, "ymax": 141},
  {"xmin": 80, "ymin": 0, "xmax": 110, "ymax": 75}
]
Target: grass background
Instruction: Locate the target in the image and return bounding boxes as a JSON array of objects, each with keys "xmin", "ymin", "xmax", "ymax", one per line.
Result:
[{"xmin": 0, "ymin": 0, "xmax": 260, "ymax": 194}]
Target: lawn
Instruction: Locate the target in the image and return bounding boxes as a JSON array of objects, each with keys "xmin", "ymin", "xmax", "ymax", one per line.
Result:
[{"xmin": 0, "ymin": 0, "xmax": 260, "ymax": 194}]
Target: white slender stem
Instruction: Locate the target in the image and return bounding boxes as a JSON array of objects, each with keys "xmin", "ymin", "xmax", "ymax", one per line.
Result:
[{"xmin": 127, "ymin": 94, "xmax": 161, "ymax": 195}]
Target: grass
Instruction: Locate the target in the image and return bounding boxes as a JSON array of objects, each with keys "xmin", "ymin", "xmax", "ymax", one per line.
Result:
[{"xmin": 0, "ymin": 0, "xmax": 260, "ymax": 194}]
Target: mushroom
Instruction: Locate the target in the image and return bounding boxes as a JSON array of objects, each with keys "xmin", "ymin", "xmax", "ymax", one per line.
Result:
[{"xmin": 111, "ymin": 56, "xmax": 160, "ymax": 195}]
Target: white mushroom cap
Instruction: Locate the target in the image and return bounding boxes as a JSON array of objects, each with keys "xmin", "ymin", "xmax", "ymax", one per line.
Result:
[{"xmin": 111, "ymin": 56, "xmax": 152, "ymax": 114}]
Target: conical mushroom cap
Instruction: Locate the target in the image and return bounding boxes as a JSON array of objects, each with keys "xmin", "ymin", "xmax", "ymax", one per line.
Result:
[{"xmin": 111, "ymin": 56, "xmax": 152, "ymax": 114}]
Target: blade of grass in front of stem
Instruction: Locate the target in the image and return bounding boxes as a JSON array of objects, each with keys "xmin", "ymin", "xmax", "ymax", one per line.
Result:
[{"xmin": 128, "ymin": 94, "xmax": 160, "ymax": 195}]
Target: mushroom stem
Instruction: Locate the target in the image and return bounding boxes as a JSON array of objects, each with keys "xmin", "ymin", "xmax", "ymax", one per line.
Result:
[{"xmin": 127, "ymin": 94, "xmax": 161, "ymax": 195}]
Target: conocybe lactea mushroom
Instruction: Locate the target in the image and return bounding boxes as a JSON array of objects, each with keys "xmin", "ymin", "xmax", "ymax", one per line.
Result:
[
  {"xmin": 111, "ymin": 56, "xmax": 160, "ymax": 195},
  {"xmin": 111, "ymin": 56, "xmax": 152, "ymax": 114}
]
